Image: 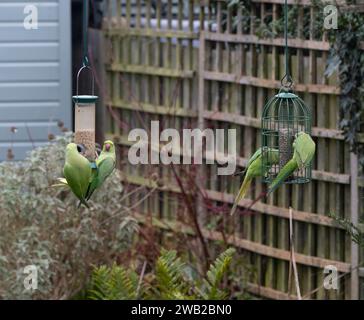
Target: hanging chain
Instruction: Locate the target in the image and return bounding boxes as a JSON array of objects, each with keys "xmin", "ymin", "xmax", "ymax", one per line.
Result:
[
  {"xmin": 82, "ymin": 0, "xmax": 90, "ymax": 67},
  {"xmin": 281, "ymin": 0, "xmax": 293, "ymax": 89}
]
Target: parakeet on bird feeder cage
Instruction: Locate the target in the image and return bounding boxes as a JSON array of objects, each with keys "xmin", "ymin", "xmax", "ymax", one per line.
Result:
[
  {"xmin": 73, "ymin": 66, "xmax": 98, "ymax": 162},
  {"xmin": 261, "ymin": 0, "xmax": 312, "ymax": 185}
]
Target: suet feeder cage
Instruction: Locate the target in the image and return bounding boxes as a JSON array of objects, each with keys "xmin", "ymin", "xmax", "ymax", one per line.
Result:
[
  {"xmin": 261, "ymin": 0, "xmax": 312, "ymax": 185},
  {"xmin": 72, "ymin": 66, "xmax": 98, "ymax": 161}
]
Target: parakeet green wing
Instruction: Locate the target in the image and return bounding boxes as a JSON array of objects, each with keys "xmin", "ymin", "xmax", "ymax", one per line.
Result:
[
  {"xmin": 230, "ymin": 148, "xmax": 278, "ymax": 215},
  {"xmin": 64, "ymin": 164, "xmax": 85, "ymax": 199},
  {"xmin": 63, "ymin": 143, "xmax": 91, "ymax": 208},
  {"xmin": 247, "ymin": 148, "xmax": 262, "ymax": 167},
  {"xmin": 86, "ymin": 157, "xmax": 115, "ymax": 200},
  {"xmin": 267, "ymin": 132, "xmax": 315, "ymax": 195},
  {"xmin": 234, "ymin": 148, "xmax": 262, "ymax": 176},
  {"xmin": 267, "ymin": 159, "xmax": 297, "ymax": 196},
  {"xmin": 64, "ymin": 163, "xmax": 90, "ymax": 208},
  {"xmin": 85, "ymin": 140, "xmax": 116, "ymax": 201},
  {"xmin": 293, "ymin": 133, "xmax": 315, "ymax": 168}
]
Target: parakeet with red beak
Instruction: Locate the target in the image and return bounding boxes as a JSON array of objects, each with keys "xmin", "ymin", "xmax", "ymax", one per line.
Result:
[{"xmin": 85, "ymin": 140, "xmax": 116, "ymax": 200}]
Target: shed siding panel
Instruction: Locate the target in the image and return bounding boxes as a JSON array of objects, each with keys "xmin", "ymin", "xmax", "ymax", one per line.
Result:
[
  {"xmin": 0, "ymin": 3, "xmax": 59, "ymax": 22},
  {"xmin": 0, "ymin": 0, "xmax": 71, "ymax": 160},
  {"xmin": 0, "ymin": 43, "xmax": 59, "ymax": 62}
]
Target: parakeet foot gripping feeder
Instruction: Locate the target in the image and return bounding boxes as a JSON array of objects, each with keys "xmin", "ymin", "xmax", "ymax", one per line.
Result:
[
  {"xmin": 72, "ymin": 0, "xmax": 98, "ymax": 163},
  {"xmin": 261, "ymin": 0, "xmax": 312, "ymax": 185}
]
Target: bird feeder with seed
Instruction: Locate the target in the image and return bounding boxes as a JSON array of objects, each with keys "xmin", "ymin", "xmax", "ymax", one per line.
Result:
[
  {"xmin": 261, "ymin": 0, "xmax": 312, "ymax": 185},
  {"xmin": 73, "ymin": 66, "xmax": 98, "ymax": 161},
  {"xmin": 72, "ymin": 0, "xmax": 98, "ymax": 163}
]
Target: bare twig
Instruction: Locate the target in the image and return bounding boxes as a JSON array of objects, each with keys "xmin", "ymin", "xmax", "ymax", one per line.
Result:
[
  {"xmin": 302, "ymin": 261, "xmax": 364, "ymax": 300},
  {"xmin": 136, "ymin": 261, "xmax": 147, "ymax": 298},
  {"xmin": 288, "ymin": 207, "xmax": 302, "ymax": 300},
  {"xmin": 170, "ymin": 162, "xmax": 211, "ymax": 271},
  {"xmin": 99, "ymin": 186, "xmax": 157, "ymax": 226}
]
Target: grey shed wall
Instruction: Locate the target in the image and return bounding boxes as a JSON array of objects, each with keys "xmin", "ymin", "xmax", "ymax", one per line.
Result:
[{"xmin": 0, "ymin": 0, "xmax": 72, "ymax": 160}]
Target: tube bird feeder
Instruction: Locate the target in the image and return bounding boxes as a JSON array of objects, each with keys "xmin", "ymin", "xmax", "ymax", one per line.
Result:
[{"xmin": 73, "ymin": 66, "xmax": 98, "ymax": 161}]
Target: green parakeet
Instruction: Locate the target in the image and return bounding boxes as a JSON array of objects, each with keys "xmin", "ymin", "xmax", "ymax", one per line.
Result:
[
  {"xmin": 230, "ymin": 147, "xmax": 279, "ymax": 215},
  {"xmin": 63, "ymin": 143, "xmax": 92, "ymax": 208},
  {"xmin": 267, "ymin": 131, "xmax": 315, "ymax": 195},
  {"xmin": 85, "ymin": 140, "xmax": 116, "ymax": 200}
]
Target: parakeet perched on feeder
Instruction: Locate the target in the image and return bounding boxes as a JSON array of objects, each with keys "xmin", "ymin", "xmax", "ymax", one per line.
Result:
[
  {"xmin": 230, "ymin": 147, "xmax": 279, "ymax": 216},
  {"xmin": 63, "ymin": 143, "xmax": 92, "ymax": 208},
  {"xmin": 267, "ymin": 132, "xmax": 315, "ymax": 196},
  {"xmin": 85, "ymin": 140, "xmax": 116, "ymax": 201}
]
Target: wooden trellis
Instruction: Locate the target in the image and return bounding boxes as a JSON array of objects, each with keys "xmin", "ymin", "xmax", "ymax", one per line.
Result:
[{"xmin": 102, "ymin": 0, "xmax": 364, "ymax": 299}]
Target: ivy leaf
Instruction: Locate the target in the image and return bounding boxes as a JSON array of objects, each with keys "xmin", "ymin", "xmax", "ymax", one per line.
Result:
[{"xmin": 325, "ymin": 54, "xmax": 340, "ymax": 77}]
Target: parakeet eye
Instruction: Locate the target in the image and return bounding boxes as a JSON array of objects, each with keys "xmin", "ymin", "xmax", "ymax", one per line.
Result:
[{"xmin": 77, "ymin": 144, "xmax": 85, "ymax": 153}]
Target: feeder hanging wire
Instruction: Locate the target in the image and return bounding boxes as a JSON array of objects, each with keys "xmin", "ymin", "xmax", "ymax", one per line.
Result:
[
  {"xmin": 75, "ymin": 0, "xmax": 95, "ymax": 96},
  {"xmin": 75, "ymin": 0, "xmax": 95, "ymax": 98},
  {"xmin": 282, "ymin": 0, "xmax": 292, "ymax": 88},
  {"xmin": 82, "ymin": 0, "xmax": 90, "ymax": 67}
]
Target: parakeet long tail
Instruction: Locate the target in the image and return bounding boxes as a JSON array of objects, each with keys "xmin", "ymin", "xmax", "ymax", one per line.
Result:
[
  {"xmin": 77, "ymin": 184, "xmax": 91, "ymax": 208},
  {"xmin": 86, "ymin": 183, "xmax": 96, "ymax": 201},
  {"xmin": 267, "ymin": 159, "xmax": 297, "ymax": 196},
  {"xmin": 78, "ymin": 198, "xmax": 90, "ymax": 209},
  {"xmin": 230, "ymin": 177, "xmax": 252, "ymax": 216}
]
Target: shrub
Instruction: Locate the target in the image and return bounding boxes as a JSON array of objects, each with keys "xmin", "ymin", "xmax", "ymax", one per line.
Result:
[{"xmin": 0, "ymin": 133, "xmax": 137, "ymax": 299}]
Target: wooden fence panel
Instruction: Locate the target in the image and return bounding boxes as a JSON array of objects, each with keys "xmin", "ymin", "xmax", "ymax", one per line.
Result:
[{"xmin": 102, "ymin": 0, "xmax": 363, "ymax": 300}]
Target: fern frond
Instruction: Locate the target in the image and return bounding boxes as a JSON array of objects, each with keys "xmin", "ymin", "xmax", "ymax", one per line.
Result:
[
  {"xmin": 202, "ymin": 248, "xmax": 235, "ymax": 300},
  {"xmin": 88, "ymin": 263, "xmax": 140, "ymax": 300},
  {"xmin": 87, "ymin": 265, "xmax": 111, "ymax": 300},
  {"xmin": 87, "ymin": 249, "xmax": 236, "ymax": 300},
  {"xmin": 154, "ymin": 249, "xmax": 189, "ymax": 300}
]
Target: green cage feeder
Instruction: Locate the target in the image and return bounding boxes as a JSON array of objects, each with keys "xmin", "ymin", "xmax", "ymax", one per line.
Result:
[
  {"xmin": 261, "ymin": 89, "xmax": 312, "ymax": 184},
  {"xmin": 261, "ymin": 0, "xmax": 312, "ymax": 185}
]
